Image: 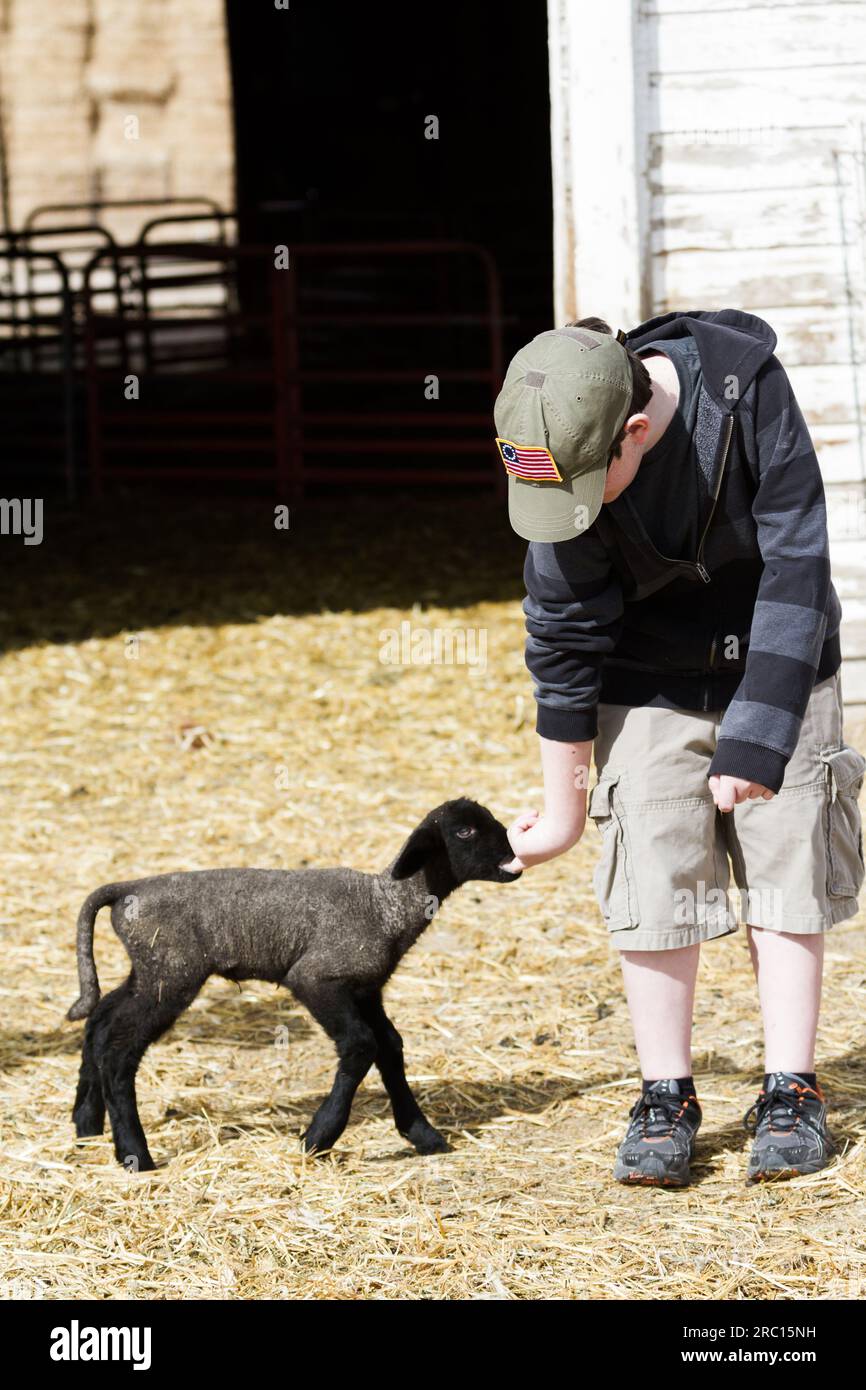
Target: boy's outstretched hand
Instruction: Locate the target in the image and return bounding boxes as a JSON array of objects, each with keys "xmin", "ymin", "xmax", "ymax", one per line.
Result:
[
  {"xmin": 504, "ymin": 807, "xmax": 584, "ymax": 871},
  {"xmin": 709, "ymin": 775, "xmax": 775, "ymax": 811}
]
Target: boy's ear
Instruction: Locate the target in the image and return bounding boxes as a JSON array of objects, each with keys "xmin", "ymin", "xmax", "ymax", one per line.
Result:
[{"xmin": 391, "ymin": 825, "xmax": 440, "ymax": 880}]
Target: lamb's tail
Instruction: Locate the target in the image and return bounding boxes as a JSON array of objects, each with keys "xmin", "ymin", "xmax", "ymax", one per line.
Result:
[{"xmin": 67, "ymin": 884, "xmax": 123, "ymax": 1021}]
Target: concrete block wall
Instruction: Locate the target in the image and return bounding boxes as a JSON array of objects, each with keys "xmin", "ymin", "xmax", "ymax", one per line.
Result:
[{"xmin": 0, "ymin": 0, "xmax": 234, "ymax": 241}]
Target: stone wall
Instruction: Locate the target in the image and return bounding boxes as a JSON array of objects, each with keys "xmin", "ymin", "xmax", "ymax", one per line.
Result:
[{"xmin": 0, "ymin": 0, "xmax": 234, "ymax": 240}]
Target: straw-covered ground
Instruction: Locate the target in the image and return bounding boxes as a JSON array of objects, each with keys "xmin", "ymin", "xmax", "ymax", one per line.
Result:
[{"xmin": 1, "ymin": 494, "xmax": 864, "ymax": 1301}]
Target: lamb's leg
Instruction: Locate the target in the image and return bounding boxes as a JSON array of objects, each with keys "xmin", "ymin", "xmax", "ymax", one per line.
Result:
[
  {"xmin": 358, "ymin": 991, "xmax": 449, "ymax": 1154},
  {"xmin": 289, "ymin": 980, "xmax": 377, "ymax": 1154},
  {"xmin": 94, "ymin": 980, "xmax": 201, "ymax": 1171},
  {"xmin": 72, "ymin": 1018, "xmax": 106, "ymax": 1137},
  {"xmin": 72, "ymin": 980, "xmax": 131, "ymax": 1139}
]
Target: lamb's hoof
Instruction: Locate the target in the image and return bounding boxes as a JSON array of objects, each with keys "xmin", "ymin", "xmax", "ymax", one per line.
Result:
[
  {"xmin": 301, "ymin": 1130, "xmax": 334, "ymax": 1156},
  {"xmin": 117, "ymin": 1152, "xmax": 156, "ymax": 1173},
  {"xmin": 407, "ymin": 1123, "xmax": 450, "ymax": 1155}
]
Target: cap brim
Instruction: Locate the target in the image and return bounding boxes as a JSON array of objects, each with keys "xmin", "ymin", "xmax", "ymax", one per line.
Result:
[{"xmin": 507, "ymin": 461, "xmax": 607, "ymax": 543}]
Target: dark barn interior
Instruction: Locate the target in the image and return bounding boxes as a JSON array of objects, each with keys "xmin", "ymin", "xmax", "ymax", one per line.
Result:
[
  {"xmin": 0, "ymin": 1, "xmax": 552, "ymax": 647},
  {"xmin": 1, "ymin": 1, "xmax": 553, "ymax": 505}
]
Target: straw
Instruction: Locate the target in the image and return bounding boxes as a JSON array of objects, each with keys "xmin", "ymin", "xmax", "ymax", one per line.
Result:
[{"xmin": 0, "ymin": 494, "xmax": 863, "ymax": 1300}]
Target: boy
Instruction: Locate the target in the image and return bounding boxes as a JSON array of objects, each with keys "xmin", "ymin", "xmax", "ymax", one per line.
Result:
[{"xmin": 497, "ymin": 312, "xmax": 865, "ymax": 1186}]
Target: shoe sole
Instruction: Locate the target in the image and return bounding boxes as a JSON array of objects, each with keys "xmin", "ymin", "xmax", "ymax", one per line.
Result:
[
  {"xmin": 748, "ymin": 1158, "xmax": 832, "ymax": 1183},
  {"xmin": 616, "ymin": 1171, "xmax": 690, "ymax": 1188},
  {"xmin": 614, "ymin": 1155, "xmax": 692, "ymax": 1188},
  {"xmin": 748, "ymin": 1141, "xmax": 836, "ymax": 1183}
]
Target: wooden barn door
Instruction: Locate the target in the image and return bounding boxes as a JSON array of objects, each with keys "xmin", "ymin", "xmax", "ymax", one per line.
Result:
[{"xmin": 550, "ymin": 0, "xmax": 866, "ymax": 702}]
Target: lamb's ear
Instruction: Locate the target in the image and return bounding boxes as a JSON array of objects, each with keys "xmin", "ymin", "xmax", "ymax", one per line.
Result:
[{"xmin": 391, "ymin": 825, "xmax": 439, "ymax": 880}]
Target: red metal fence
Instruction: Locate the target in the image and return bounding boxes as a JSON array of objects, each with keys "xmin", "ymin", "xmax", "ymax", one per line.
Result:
[
  {"xmin": 1, "ymin": 228, "xmax": 507, "ymax": 499},
  {"xmin": 80, "ymin": 238, "xmax": 506, "ymax": 498}
]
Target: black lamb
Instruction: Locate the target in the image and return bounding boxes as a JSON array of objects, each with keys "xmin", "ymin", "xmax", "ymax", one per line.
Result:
[{"xmin": 67, "ymin": 798, "xmax": 521, "ymax": 1170}]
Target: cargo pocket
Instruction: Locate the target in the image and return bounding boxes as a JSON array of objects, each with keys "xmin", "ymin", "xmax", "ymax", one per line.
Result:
[
  {"xmin": 820, "ymin": 745, "xmax": 866, "ymax": 898},
  {"xmin": 587, "ymin": 773, "xmax": 639, "ymax": 930}
]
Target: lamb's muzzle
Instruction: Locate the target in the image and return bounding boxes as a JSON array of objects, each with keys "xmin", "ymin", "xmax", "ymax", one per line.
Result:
[{"xmin": 68, "ymin": 797, "xmax": 520, "ymax": 1170}]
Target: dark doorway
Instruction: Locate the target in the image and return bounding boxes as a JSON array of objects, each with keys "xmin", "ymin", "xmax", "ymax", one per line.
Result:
[
  {"xmin": 1, "ymin": 6, "xmax": 554, "ymax": 499},
  {"xmin": 225, "ymin": 0, "xmax": 554, "ymax": 362}
]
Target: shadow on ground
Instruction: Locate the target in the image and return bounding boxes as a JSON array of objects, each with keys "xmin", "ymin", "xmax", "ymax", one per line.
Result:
[
  {"xmin": 0, "ymin": 491, "xmax": 525, "ymax": 654},
  {"xmin": 1, "ymin": 994, "xmax": 313, "ymax": 1071},
  {"xmin": 9, "ymin": 1000, "xmax": 865, "ymax": 1179}
]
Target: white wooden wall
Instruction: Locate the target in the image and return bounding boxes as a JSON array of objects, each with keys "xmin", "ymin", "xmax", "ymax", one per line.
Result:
[{"xmin": 549, "ymin": 0, "xmax": 866, "ymax": 701}]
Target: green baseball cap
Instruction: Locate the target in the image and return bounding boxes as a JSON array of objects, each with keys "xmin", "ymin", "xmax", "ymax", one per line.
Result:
[{"xmin": 494, "ymin": 326, "xmax": 633, "ymax": 542}]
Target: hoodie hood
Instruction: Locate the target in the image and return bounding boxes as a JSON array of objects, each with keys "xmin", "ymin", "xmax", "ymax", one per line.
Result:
[{"xmin": 625, "ymin": 309, "xmax": 777, "ymax": 412}]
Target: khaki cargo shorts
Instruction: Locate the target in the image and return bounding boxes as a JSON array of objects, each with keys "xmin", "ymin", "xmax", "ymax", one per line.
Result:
[{"xmin": 588, "ymin": 672, "xmax": 866, "ymax": 951}]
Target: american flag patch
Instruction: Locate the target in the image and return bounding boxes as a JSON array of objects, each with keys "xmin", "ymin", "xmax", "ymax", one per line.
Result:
[{"xmin": 496, "ymin": 437, "xmax": 562, "ymax": 483}]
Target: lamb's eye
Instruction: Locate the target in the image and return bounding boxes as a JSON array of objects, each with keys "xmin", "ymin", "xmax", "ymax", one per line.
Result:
[{"xmin": 455, "ymin": 826, "xmax": 477, "ymax": 839}]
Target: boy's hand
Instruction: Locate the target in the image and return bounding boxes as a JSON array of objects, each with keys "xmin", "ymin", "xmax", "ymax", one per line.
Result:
[
  {"xmin": 504, "ymin": 808, "xmax": 584, "ymax": 870},
  {"xmin": 709, "ymin": 775, "xmax": 775, "ymax": 812}
]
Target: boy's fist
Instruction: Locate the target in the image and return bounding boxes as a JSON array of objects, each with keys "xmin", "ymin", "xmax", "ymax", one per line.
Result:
[
  {"xmin": 709, "ymin": 775, "xmax": 774, "ymax": 812},
  {"xmin": 504, "ymin": 808, "xmax": 583, "ymax": 870}
]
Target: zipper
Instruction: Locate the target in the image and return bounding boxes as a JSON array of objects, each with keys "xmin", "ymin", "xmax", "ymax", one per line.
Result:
[
  {"xmin": 617, "ymin": 410, "xmax": 736, "ymax": 584},
  {"xmin": 698, "ymin": 417, "xmax": 735, "ymax": 707},
  {"xmin": 694, "ymin": 413, "xmax": 735, "ymax": 584}
]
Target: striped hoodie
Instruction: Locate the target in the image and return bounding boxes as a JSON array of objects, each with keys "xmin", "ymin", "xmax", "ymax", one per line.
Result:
[{"xmin": 522, "ymin": 309, "xmax": 842, "ymax": 793}]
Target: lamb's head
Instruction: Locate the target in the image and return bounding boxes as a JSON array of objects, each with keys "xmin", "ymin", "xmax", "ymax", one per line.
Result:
[{"xmin": 390, "ymin": 798, "xmax": 522, "ymax": 887}]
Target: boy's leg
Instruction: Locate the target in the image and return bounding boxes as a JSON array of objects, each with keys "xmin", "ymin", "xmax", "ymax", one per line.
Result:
[
  {"xmin": 744, "ymin": 929, "xmax": 829, "ymax": 1180},
  {"xmin": 742, "ymin": 923, "xmax": 832, "ymax": 1180},
  {"xmin": 619, "ymin": 944, "xmax": 700, "ymax": 1080},
  {"xmin": 613, "ymin": 945, "xmax": 703, "ymax": 1186},
  {"xmin": 747, "ymin": 927, "xmax": 823, "ymax": 1074},
  {"xmin": 723, "ymin": 672, "xmax": 864, "ymax": 1179},
  {"xmin": 590, "ymin": 703, "xmax": 730, "ymax": 1186}
]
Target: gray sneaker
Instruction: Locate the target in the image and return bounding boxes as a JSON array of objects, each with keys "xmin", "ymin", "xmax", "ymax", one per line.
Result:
[
  {"xmin": 613, "ymin": 1079, "xmax": 702, "ymax": 1188},
  {"xmin": 744, "ymin": 1072, "xmax": 835, "ymax": 1182}
]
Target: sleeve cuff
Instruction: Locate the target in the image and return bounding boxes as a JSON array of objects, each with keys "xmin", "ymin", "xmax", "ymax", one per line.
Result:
[
  {"xmin": 708, "ymin": 739, "xmax": 788, "ymax": 794},
  {"xmin": 535, "ymin": 704, "xmax": 598, "ymax": 743}
]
